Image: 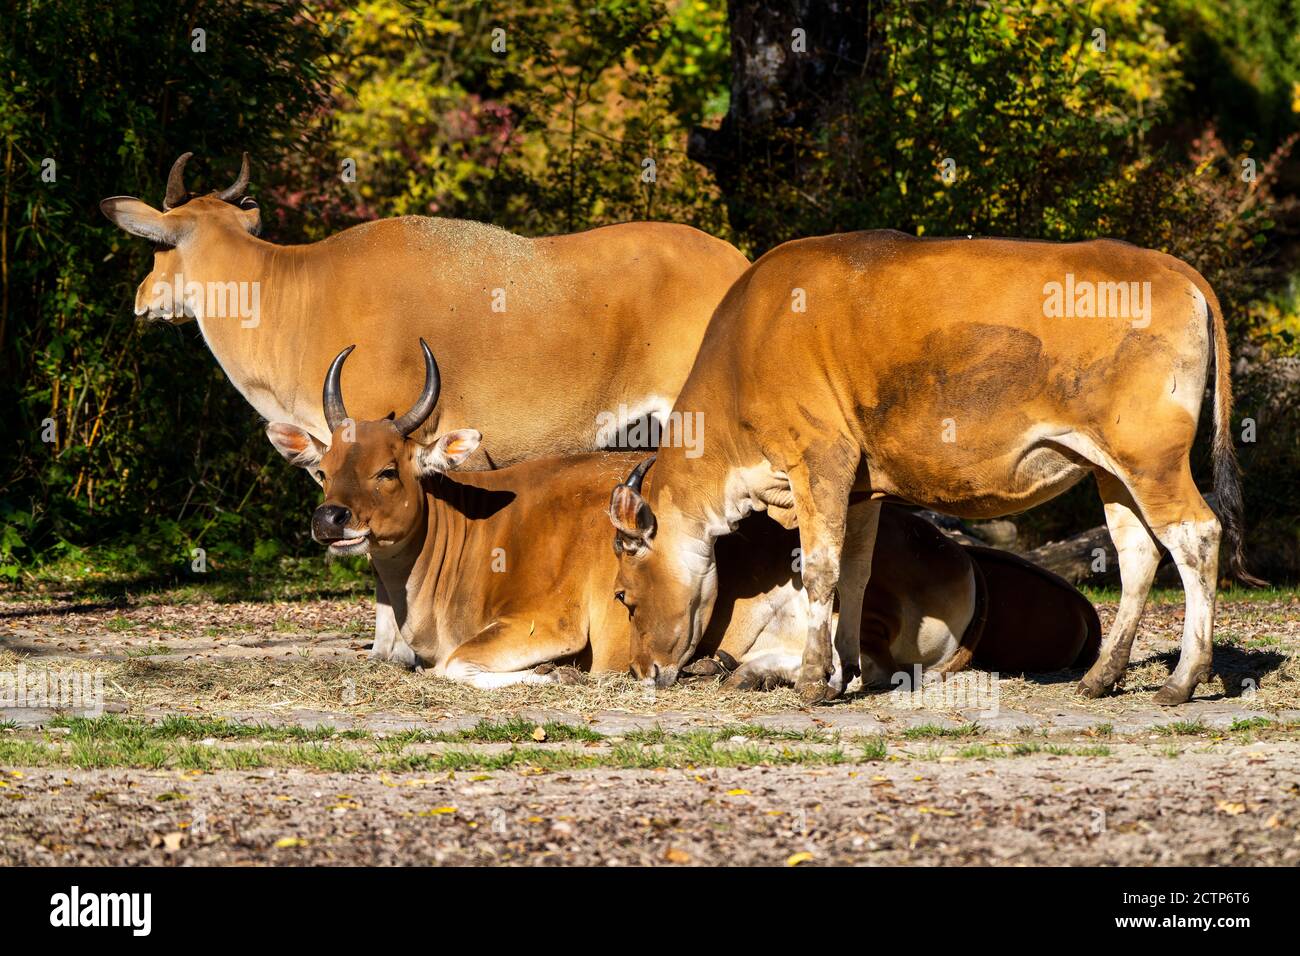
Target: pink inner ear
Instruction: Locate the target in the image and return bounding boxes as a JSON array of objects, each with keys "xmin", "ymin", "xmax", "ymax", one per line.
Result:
[{"xmin": 271, "ymin": 425, "xmax": 309, "ymax": 454}]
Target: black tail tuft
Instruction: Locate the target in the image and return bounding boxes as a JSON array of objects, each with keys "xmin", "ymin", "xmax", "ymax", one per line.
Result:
[{"xmin": 1213, "ymin": 432, "xmax": 1268, "ymax": 587}]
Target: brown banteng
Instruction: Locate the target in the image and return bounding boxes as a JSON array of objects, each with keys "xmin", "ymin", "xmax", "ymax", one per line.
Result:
[
  {"xmin": 267, "ymin": 343, "xmax": 1090, "ymax": 686},
  {"xmin": 102, "ymin": 153, "xmax": 747, "ymax": 659},
  {"xmin": 608, "ymin": 230, "xmax": 1257, "ymax": 705},
  {"xmin": 100, "ymin": 153, "xmax": 748, "ymax": 464}
]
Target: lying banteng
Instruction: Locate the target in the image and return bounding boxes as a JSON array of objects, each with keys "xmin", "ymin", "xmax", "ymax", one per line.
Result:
[
  {"xmin": 699, "ymin": 508, "xmax": 1102, "ymax": 689},
  {"xmin": 268, "ymin": 342, "xmax": 1096, "ymax": 686},
  {"xmin": 608, "ymin": 230, "xmax": 1258, "ymax": 704}
]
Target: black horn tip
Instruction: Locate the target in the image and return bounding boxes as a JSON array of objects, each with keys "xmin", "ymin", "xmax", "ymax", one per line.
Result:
[
  {"xmin": 624, "ymin": 454, "xmax": 657, "ymax": 492},
  {"xmin": 322, "ymin": 344, "xmax": 356, "ymax": 432},
  {"xmin": 391, "ymin": 339, "xmax": 442, "ymax": 437},
  {"xmin": 215, "ymin": 151, "xmax": 252, "ymax": 202},
  {"xmin": 162, "ymin": 151, "xmax": 194, "ymax": 210}
]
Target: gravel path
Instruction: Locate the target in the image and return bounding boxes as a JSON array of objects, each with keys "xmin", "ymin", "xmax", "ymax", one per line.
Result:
[{"xmin": 3, "ymin": 743, "xmax": 1297, "ymax": 866}]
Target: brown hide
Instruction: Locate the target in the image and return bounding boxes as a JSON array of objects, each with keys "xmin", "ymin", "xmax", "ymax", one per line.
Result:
[
  {"xmin": 615, "ymin": 229, "xmax": 1239, "ymax": 703},
  {"xmin": 966, "ymin": 545, "xmax": 1103, "ymax": 672},
  {"xmin": 107, "ymin": 191, "xmax": 749, "ymax": 467}
]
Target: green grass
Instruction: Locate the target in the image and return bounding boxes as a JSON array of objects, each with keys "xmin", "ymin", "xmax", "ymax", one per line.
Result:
[
  {"xmin": 1228, "ymin": 717, "xmax": 1274, "ymax": 733},
  {"xmin": 0, "ymin": 736, "xmax": 851, "ymax": 773},
  {"xmin": 954, "ymin": 741, "xmax": 1111, "ymax": 759},
  {"xmin": 1152, "ymin": 719, "xmax": 1209, "ymax": 737},
  {"xmin": 1078, "ymin": 585, "xmax": 1299, "ymax": 605},
  {"xmin": 456, "ymin": 717, "xmax": 603, "ymax": 743},
  {"xmin": 0, "ymin": 711, "xmax": 1135, "ymax": 772},
  {"xmin": 860, "ymin": 737, "xmax": 887, "ymax": 760},
  {"xmin": 900, "ymin": 722, "xmax": 982, "ymax": 740},
  {"xmin": 3, "ymin": 550, "xmax": 373, "ymax": 606}
]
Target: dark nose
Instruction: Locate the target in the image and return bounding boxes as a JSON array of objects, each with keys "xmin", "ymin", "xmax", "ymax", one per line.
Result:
[{"xmin": 312, "ymin": 503, "xmax": 352, "ymax": 542}]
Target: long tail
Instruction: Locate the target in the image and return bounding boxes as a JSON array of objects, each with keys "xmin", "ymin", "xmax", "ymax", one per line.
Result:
[{"xmin": 1166, "ymin": 259, "xmax": 1265, "ymax": 586}]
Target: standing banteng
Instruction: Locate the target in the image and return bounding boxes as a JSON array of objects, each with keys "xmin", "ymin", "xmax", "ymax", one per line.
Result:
[
  {"xmin": 608, "ymin": 230, "xmax": 1258, "ymax": 705},
  {"xmin": 101, "ymin": 152, "xmax": 749, "ymax": 464}
]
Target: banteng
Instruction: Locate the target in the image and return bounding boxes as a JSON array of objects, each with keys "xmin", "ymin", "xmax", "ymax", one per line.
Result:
[{"xmin": 607, "ymin": 231, "xmax": 1257, "ymax": 705}]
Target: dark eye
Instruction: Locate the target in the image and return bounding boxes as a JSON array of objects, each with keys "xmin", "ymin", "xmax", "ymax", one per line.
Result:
[
  {"xmin": 614, "ymin": 591, "xmax": 635, "ymax": 618},
  {"xmin": 377, "ymin": 467, "xmax": 399, "ymax": 482}
]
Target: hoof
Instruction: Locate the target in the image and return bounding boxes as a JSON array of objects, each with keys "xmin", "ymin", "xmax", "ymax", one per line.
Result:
[
  {"xmin": 722, "ymin": 666, "xmax": 784, "ymax": 692},
  {"xmin": 1153, "ymin": 682, "xmax": 1193, "ymax": 706},
  {"xmin": 1076, "ymin": 677, "xmax": 1111, "ymax": 699},
  {"xmin": 721, "ymin": 672, "xmax": 754, "ymax": 691},
  {"xmin": 796, "ymin": 679, "xmax": 839, "ymax": 706},
  {"xmin": 682, "ymin": 658, "xmax": 730, "ymax": 678}
]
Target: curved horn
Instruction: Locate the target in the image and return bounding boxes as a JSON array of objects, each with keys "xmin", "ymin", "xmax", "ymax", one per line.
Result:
[
  {"xmin": 163, "ymin": 152, "xmax": 193, "ymax": 210},
  {"xmin": 392, "ymin": 339, "xmax": 441, "ymax": 437},
  {"xmin": 623, "ymin": 454, "xmax": 657, "ymax": 492},
  {"xmin": 322, "ymin": 345, "xmax": 355, "ymax": 433},
  {"xmin": 215, "ymin": 151, "xmax": 251, "ymax": 203}
]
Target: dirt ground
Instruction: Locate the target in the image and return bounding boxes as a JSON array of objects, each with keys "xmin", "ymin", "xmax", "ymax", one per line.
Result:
[
  {"xmin": 3, "ymin": 745, "xmax": 1297, "ymax": 866},
  {"xmin": 2, "ymin": 587, "xmax": 1298, "ymax": 865}
]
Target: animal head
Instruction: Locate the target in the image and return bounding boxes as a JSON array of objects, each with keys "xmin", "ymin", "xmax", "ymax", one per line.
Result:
[
  {"xmin": 608, "ymin": 456, "xmax": 717, "ymax": 687},
  {"xmin": 100, "ymin": 152, "xmax": 263, "ymax": 323},
  {"xmin": 266, "ymin": 340, "xmax": 481, "ymax": 558}
]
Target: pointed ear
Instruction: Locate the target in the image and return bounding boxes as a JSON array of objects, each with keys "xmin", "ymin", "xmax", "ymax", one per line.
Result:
[
  {"xmin": 266, "ymin": 422, "xmax": 326, "ymax": 470},
  {"xmin": 416, "ymin": 429, "xmax": 481, "ymax": 475},
  {"xmin": 100, "ymin": 196, "xmax": 192, "ymax": 245},
  {"xmin": 609, "ymin": 484, "xmax": 656, "ymax": 543}
]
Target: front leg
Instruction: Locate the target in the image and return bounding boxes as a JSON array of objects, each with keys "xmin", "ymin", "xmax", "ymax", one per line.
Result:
[
  {"xmin": 786, "ymin": 447, "xmax": 858, "ymax": 705},
  {"xmin": 436, "ymin": 618, "xmax": 585, "ymax": 690},
  {"xmin": 370, "ymin": 575, "xmax": 417, "ymax": 667}
]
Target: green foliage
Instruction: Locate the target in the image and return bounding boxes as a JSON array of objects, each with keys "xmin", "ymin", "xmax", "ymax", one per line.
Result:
[
  {"xmin": 3, "ymin": 0, "xmax": 1299, "ymax": 583},
  {"xmin": 1, "ymin": 0, "xmax": 337, "ymax": 582}
]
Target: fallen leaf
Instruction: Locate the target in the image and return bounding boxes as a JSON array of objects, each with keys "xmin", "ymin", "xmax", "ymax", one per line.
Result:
[
  {"xmin": 162, "ymin": 831, "xmax": 184, "ymax": 852},
  {"xmin": 532, "ymin": 725, "xmax": 547, "ymax": 742},
  {"xmin": 1216, "ymin": 801, "xmax": 1247, "ymax": 815},
  {"xmin": 786, "ymin": 851, "xmax": 814, "ymax": 867},
  {"xmin": 725, "ymin": 788, "xmax": 750, "ymax": 796},
  {"xmin": 274, "ymin": 836, "xmax": 308, "ymax": 848},
  {"xmin": 663, "ymin": 847, "xmax": 691, "ymax": 864}
]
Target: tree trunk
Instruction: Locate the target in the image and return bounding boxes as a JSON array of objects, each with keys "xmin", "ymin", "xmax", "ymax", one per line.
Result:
[{"xmin": 689, "ymin": 0, "xmax": 886, "ymax": 250}]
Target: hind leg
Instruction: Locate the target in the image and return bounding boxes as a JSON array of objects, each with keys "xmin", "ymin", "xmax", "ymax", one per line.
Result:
[
  {"xmin": 1093, "ymin": 464, "xmax": 1219, "ymax": 705},
  {"xmin": 1078, "ymin": 472, "xmax": 1161, "ymax": 697},
  {"xmin": 1145, "ymin": 485, "xmax": 1220, "ymax": 705}
]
